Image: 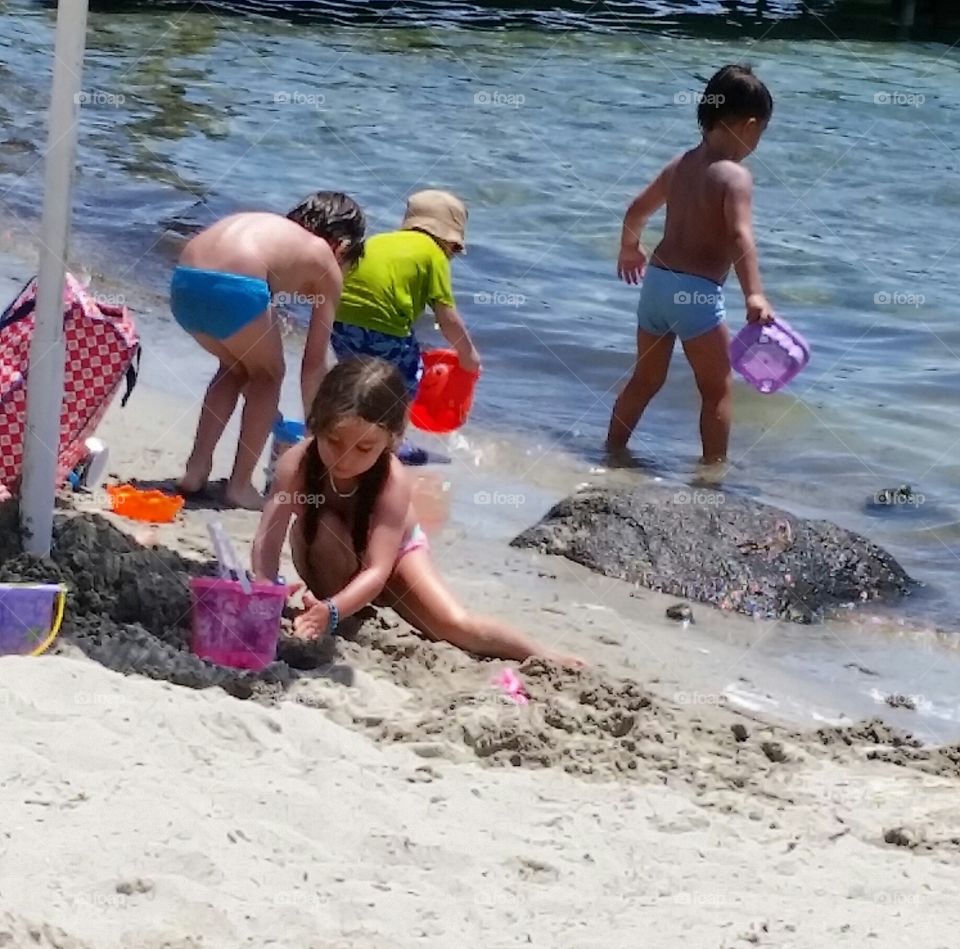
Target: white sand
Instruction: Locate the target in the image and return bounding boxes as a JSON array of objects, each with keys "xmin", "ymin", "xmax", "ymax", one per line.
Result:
[{"xmin": 3, "ymin": 654, "xmax": 960, "ymax": 949}]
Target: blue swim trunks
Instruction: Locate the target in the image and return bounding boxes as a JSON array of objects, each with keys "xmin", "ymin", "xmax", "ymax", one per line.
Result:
[
  {"xmin": 331, "ymin": 322, "xmax": 423, "ymax": 399},
  {"xmin": 170, "ymin": 266, "xmax": 272, "ymax": 340},
  {"xmin": 636, "ymin": 264, "xmax": 725, "ymax": 341}
]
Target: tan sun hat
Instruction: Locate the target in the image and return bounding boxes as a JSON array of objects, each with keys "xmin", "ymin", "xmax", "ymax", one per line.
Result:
[{"xmin": 401, "ymin": 189, "xmax": 468, "ymax": 249}]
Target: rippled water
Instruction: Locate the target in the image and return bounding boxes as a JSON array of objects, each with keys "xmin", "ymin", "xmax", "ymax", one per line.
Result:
[
  {"xmin": 28, "ymin": 0, "xmax": 940, "ymax": 38},
  {"xmin": 0, "ymin": 0, "xmax": 958, "ymax": 621}
]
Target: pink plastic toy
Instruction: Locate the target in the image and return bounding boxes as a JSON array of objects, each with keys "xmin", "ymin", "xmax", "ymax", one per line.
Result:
[
  {"xmin": 729, "ymin": 316, "xmax": 810, "ymax": 394},
  {"xmin": 189, "ymin": 577, "xmax": 289, "ymax": 671},
  {"xmin": 494, "ymin": 667, "xmax": 530, "ymax": 705}
]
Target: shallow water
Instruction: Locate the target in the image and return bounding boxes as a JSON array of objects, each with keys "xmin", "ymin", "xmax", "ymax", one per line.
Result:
[{"xmin": 0, "ymin": 2, "xmax": 958, "ymax": 626}]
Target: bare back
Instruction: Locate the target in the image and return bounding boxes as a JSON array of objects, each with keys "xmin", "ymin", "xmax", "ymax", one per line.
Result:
[
  {"xmin": 179, "ymin": 212, "xmax": 333, "ymax": 297},
  {"xmin": 652, "ymin": 145, "xmax": 747, "ymax": 284}
]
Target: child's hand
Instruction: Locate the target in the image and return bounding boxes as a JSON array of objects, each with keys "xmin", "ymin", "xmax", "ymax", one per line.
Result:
[
  {"xmin": 539, "ymin": 648, "xmax": 586, "ymax": 670},
  {"xmin": 617, "ymin": 244, "xmax": 648, "ymax": 285},
  {"xmin": 292, "ymin": 592, "xmax": 330, "ymax": 640},
  {"xmin": 458, "ymin": 347, "xmax": 482, "ymax": 374},
  {"xmin": 746, "ymin": 293, "xmax": 774, "ymax": 325}
]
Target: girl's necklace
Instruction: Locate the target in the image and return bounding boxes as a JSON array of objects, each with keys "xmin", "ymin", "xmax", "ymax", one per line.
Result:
[{"xmin": 328, "ymin": 470, "xmax": 359, "ymax": 499}]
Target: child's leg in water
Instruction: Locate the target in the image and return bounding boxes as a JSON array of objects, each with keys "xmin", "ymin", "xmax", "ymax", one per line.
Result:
[
  {"xmin": 681, "ymin": 324, "xmax": 731, "ymax": 465},
  {"xmin": 606, "ymin": 330, "xmax": 675, "ymax": 453},
  {"xmin": 380, "ymin": 548, "xmax": 583, "ymax": 667}
]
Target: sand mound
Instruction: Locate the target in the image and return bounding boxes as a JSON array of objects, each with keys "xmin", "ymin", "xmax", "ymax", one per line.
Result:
[
  {"xmin": 0, "ymin": 508, "xmax": 304, "ymax": 698},
  {"xmin": 326, "ymin": 630, "xmax": 813, "ymax": 799}
]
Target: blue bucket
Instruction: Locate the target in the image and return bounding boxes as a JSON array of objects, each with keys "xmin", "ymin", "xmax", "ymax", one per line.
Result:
[{"xmin": 264, "ymin": 415, "xmax": 307, "ymax": 491}]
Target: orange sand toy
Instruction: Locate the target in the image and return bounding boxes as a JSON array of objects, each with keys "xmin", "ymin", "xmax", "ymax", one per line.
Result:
[{"xmin": 106, "ymin": 484, "xmax": 184, "ymax": 523}]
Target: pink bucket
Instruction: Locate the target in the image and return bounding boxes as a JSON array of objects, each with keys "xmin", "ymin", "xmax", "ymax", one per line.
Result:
[{"xmin": 189, "ymin": 577, "xmax": 289, "ymax": 671}]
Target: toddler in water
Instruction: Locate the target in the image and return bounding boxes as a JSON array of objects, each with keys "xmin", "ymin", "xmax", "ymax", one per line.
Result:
[
  {"xmin": 332, "ymin": 189, "xmax": 481, "ymax": 397},
  {"xmin": 607, "ymin": 64, "xmax": 775, "ymax": 465},
  {"xmin": 252, "ymin": 357, "xmax": 581, "ymax": 666},
  {"xmin": 172, "ymin": 193, "xmax": 366, "ymax": 510}
]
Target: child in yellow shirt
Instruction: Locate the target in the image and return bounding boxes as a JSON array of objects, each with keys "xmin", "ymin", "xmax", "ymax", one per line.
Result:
[{"xmin": 333, "ymin": 189, "xmax": 481, "ymax": 398}]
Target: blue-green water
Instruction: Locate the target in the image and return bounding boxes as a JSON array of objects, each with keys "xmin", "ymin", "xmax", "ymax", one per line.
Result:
[{"xmin": 0, "ymin": 1, "xmax": 958, "ymax": 623}]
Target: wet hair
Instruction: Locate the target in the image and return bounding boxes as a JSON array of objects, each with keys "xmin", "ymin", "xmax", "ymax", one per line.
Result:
[
  {"xmin": 300, "ymin": 357, "xmax": 410, "ymax": 560},
  {"xmin": 287, "ymin": 191, "xmax": 366, "ymax": 267},
  {"xmin": 697, "ymin": 64, "xmax": 773, "ymax": 132}
]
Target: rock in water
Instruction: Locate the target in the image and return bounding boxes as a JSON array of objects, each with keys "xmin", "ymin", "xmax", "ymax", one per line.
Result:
[
  {"xmin": 510, "ymin": 486, "xmax": 913, "ymax": 623},
  {"xmin": 665, "ymin": 603, "xmax": 693, "ymax": 623}
]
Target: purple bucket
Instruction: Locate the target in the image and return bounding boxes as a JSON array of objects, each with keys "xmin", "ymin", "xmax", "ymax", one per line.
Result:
[
  {"xmin": 0, "ymin": 584, "xmax": 66, "ymax": 657},
  {"xmin": 189, "ymin": 577, "xmax": 289, "ymax": 671},
  {"xmin": 730, "ymin": 317, "xmax": 810, "ymax": 394}
]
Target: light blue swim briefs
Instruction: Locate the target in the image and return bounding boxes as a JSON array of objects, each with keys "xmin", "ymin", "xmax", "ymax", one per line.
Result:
[
  {"xmin": 170, "ymin": 266, "xmax": 271, "ymax": 340},
  {"xmin": 636, "ymin": 264, "xmax": 725, "ymax": 341}
]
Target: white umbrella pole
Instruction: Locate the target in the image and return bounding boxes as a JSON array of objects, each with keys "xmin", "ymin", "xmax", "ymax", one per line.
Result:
[{"xmin": 21, "ymin": 0, "xmax": 90, "ymax": 556}]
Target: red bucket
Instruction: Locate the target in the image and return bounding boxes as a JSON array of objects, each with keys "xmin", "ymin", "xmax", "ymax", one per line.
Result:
[{"xmin": 409, "ymin": 349, "xmax": 479, "ymax": 434}]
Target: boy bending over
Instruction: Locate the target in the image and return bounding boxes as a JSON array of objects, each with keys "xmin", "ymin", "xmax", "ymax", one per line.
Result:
[{"xmin": 171, "ymin": 192, "xmax": 365, "ymax": 509}]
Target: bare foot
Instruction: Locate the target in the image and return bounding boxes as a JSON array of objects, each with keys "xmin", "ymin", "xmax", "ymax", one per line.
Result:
[
  {"xmin": 178, "ymin": 462, "xmax": 211, "ymax": 496},
  {"xmin": 225, "ymin": 481, "xmax": 265, "ymax": 511},
  {"xmin": 604, "ymin": 442, "xmax": 641, "ymax": 470},
  {"xmin": 695, "ymin": 457, "xmax": 730, "ymax": 484}
]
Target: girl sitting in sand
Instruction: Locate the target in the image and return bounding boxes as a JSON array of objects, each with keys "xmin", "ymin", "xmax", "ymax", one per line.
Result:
[{"xmin": 251, "ymin": 357, "xmax": 582, "ymax": 666}]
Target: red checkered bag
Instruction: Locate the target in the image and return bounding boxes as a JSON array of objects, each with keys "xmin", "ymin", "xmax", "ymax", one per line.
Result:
[{"xmin": 0, "ymin": 273, "xmax": 140, "ymax": 498}]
